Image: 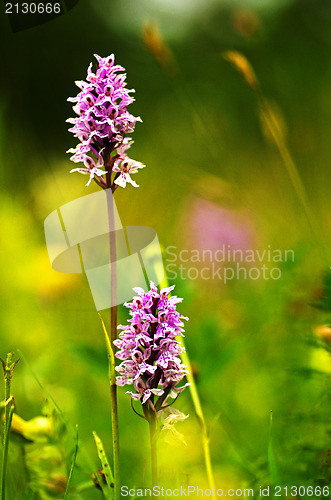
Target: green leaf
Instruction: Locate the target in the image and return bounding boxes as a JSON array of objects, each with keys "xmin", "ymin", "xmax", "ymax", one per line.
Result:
[
  {"xmin": 98, "ymin": 314, "xmax": 115, "ymax": 385},
  {"xmin": 93, "ymin": 431, "xmax": 114, "ymax": 500},
  {"xmin": 268, "ymin": 411, "xmax": 280, "ymax": 484},
  {"xmin": 64, "ymin": 425, "xmax": 79, "ymax": 500}
]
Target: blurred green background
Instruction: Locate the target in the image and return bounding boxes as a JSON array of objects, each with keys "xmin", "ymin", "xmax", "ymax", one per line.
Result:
[{"xmin": 0, "ymin": 0, "xmax": 331, "ymax": 497}]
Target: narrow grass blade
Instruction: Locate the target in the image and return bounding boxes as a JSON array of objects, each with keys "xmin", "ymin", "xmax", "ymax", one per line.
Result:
[
  {"xmin": 64, "ymin": 424, "xmax": 79, "ymax": 500},
  {"xmin": 98, "ymin": 314, "xmax": 116, "ymax": 385},
  {"xmin": 1, "ymin": 398, "xmax": 14, "ymax": 500},
  {"xmin": 268, "ymin": 411, "xmax": 279, "ymax": 484},
  {"xmin": 180, "ymin": 342, "xmax": 215, "ymax": 489},
  {"xmin": 93, "ymin": 431, "xmax": 114, "ymax": 499},
  {"xmin": 17, "ymin": 350, "xmax": 71, "ymax": 428},
  {"xmin": 223, "ymin": 50, "xmax": 326, "ymax": 261}
]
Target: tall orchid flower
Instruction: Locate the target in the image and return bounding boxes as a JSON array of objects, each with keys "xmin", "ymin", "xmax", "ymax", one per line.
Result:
[
  {"xmin": 67, "ymin": 54, "xmax": 144, "ymax": 190},
  {"xmin": 115, "ymin": 282, "xmax": 189, "ymax": 411}
]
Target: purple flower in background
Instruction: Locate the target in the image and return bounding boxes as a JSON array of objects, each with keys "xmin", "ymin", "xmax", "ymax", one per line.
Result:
[
  {"xmin": 67, "ymin": 54, "xmax": 144, "ymax": 190},
  {"xmin": 115, "ymin": 282, "xmax": 189, "ymax": 411}
]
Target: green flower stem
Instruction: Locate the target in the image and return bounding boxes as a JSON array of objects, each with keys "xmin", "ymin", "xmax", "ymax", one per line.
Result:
[
  {"xmin": 148, "ymin": 412, "xmax": 158, "ymax": 494},
  {"xmin": 109, "ymin": 308, "xmax": 119, "ymax": 500},
  {"xmin": 106, "ymin": 188, "xmax": 120, "ymax": 500}
]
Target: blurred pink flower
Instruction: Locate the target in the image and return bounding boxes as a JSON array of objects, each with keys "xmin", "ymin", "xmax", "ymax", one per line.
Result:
[{"xmin": 187, "ymin": 198, "xmax": 256, "ymax": 256}]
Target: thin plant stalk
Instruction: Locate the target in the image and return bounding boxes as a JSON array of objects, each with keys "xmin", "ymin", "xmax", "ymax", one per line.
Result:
[
  {"xmin": 180, "ymin": 343, "xmax": 214, "ymax": 489},
  {"xmin": 106, "ymin": 184, "xmax": 120, "ymax": 500},
  {"xmin": 268, "ymin": 410, "xmax": 279, "ymax": 484},
  {"xmin": 141, "ymin": 378, "xmax": 159, "ymax": 492},
  {"xmin": 1, "ymin": 398, "xmax": 14, "ymax": 500},
  {"xmin": 223, "ymin": 51, "xmax": 327, "ymax": 262},
  {"xmin": 257, "ymin": 90, "xmax": 322, "ymax": 248},
  {"xmin": 148, "ymin": 413, "xmax": 158, "ymax": 490},
  {"xmin": 1, "ymin": 353, "xmax": 18, "ymax": 500},
  {"xmin": 64, "ymin": 425, "xmax": 79, "ymax": 500}
]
